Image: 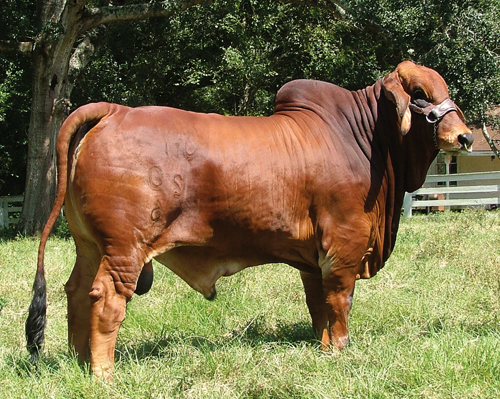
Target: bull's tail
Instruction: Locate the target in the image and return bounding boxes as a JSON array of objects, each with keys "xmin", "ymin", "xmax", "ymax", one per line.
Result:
[{"xmin": 25, "ymin": 102, "xmax": 116, "ymax": 363}]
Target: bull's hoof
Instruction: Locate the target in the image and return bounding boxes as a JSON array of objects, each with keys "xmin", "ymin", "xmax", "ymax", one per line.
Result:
[
  {"xmin": 333, "ymin": 335, "xmax": 350, "ymax": 350},
  {"xmin": 319, "ymin": 334, "xmax": 350, "ymax": 352}
]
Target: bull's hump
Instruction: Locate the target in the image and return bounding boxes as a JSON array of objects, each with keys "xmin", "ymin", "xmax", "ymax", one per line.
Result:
[{"xmin": 274, "ymin": 79, "xmax": 346, "ymax": 114}]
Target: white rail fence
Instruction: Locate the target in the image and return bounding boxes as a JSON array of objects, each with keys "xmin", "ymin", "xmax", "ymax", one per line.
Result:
[
  {"xmin": 403, "ymin": 171, "xmax": 500, "ymax": 218},
  {"xmin": 0, "ymin": 195, "xmax": 24, "ymax": 228}
]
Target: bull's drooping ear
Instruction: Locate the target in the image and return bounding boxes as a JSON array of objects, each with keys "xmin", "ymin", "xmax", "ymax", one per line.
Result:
[
  {"xmin": 455, "ymin": 104, "xmax": 466, "ymax": 122},
  {"xmin": 382, "ymin": 72, "xmax": 412, "ymax": 135}
]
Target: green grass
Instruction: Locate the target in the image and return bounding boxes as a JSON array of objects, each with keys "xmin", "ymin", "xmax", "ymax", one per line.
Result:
[{"xmin": 1, "ymin": 210, "xmax": 499, "ymax": 398}]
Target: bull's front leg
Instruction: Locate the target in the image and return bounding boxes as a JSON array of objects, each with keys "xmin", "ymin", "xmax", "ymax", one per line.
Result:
[
  {"xmin": 321, "ymin": 268, "xmax": 356, "ymax": 349},
  {"xmin": 300, "ymin": 271, "xmax": 330, "ymax": 348},
  {"xmin": 301, "ymin": 268, "xmax": 355, "ymax": 350}
]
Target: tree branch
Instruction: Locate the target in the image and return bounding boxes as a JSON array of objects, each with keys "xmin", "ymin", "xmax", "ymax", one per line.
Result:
[
  {"xmin": 79, "ymin": 0, "xmax": 211, "ymax": 34},
  {"xmin": 0, "ymin": 40, "xmax": 34, "ymax": 56},
  {"xmin": 481, "ymin": 120, "xmax": 500, "ymax": 159},
  {"xmin": 68, "ymin": 35, "xmax": 97, "ymax": 86},
  {"xmin": 278, "ymin": 0, "xmax": 346, "ymax": 15}
]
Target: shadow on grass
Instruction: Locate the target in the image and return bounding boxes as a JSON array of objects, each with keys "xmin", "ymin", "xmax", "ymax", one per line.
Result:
[
  {"xmin": 7, "ymin": 356, "xmax": 39, "ymax": 378},
  {"xmin": 117, "ymin": 317, "xmax": 315, "ymax": 362},
  {"xmin": 236, "ymin": 316, "xmax": 314, "ymax": 344},
  {"xmin": 6, "ymin": 352, "xmax": 89, "ymax": 379},
  {"xmin": 0, "ymin": 227, "xmax": 19, "ymax": 241}
]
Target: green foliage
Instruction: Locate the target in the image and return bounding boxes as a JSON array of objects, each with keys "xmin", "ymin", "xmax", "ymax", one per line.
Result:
[
  {"xmin": 0, "ymin": 0, "xmax": 34, "ymax": 195},
  {"xmin": 0, "ymin": 0, "xmax": 37, "ymax": 41},
  {"xmin": 53, "ymin": 215, "xmax": 72, "ymax": 239},
  {"xmin": 0, "ymin": 53, "xmax": 30, "ymax": 195},
  {"xmin": 0, "ymin": 211, "xmax": 499, "ymax": 397},
  {"xmin": 74, "ymin": 1, "xmax": 346, "ymax": 115}
]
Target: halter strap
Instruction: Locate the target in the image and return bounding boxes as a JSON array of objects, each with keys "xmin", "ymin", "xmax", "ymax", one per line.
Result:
[
  {"xmin": 409, "ymin": 98, "xmax": 462, "ymax": 150},
  {"xmin": 409, "ymin": 98, "xmax": 459, "ymax": 124}
]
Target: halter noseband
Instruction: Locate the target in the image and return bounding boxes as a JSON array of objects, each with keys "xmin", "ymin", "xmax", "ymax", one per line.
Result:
[
  {"xmin": 409, "ymin": 98, "xmax": 460, "ymax": 124},
  {"xmin": 409, "ymin": 98, "xmax": 461, "ymax": 149}
]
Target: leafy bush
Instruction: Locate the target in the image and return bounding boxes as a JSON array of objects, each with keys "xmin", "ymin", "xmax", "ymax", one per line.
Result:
[{"xmin": 54, "ymin": 215, "xmax": 72, "ymax": 239}]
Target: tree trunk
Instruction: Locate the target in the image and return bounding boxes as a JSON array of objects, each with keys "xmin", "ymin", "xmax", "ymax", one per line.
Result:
[
  {"xmin": 481, "ymin": 120, "xmax": 500, "ymax": 160},
  {"xmin": 18, "ymin": 56, "xmax": 69, "ymax": 234},
  {"xmin": 16, "ymin": 0, "xmax": 79, "ymax": 235}
]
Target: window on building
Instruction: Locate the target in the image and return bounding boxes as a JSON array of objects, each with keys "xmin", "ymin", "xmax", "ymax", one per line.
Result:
[{"xmin": 436, "ymin": 153, "xmax": 457, "ymax": 186}]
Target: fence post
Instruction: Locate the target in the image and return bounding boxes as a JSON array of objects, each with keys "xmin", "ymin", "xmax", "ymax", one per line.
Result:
[
  {"xmin": 0, "ymin": 196, "xmax": 24, "ymax": 228},
  {"xmin": 403, "ymin": 192, "xmax": 413, "ymax": 218}
]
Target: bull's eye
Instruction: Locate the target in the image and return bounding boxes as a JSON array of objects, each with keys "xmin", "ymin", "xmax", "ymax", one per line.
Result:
[{"xmin": 412, "ymin": 88, "xmax": 428, "ymax": 101}]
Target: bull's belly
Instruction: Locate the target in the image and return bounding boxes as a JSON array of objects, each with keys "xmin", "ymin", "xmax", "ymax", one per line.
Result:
[{"xmin": 154, "ymin": 244, "xmax": 318, "ymax": 299}]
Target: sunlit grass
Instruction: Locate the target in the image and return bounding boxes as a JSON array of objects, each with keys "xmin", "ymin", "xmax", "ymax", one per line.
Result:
[{"xmin": 0, "ymin": 210, "xmax": 499, "ymax": 398}]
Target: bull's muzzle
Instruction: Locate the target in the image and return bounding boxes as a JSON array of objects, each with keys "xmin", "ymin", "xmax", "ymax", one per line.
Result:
[{"xmin": 458, "ymin": 133, "xmax": 474, "ymax": 152}]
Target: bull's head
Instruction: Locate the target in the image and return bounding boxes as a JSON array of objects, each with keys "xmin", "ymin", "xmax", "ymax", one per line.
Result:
[{"xmin": 382, "ymin": 61, "xmax": 473, "ymax": 152}]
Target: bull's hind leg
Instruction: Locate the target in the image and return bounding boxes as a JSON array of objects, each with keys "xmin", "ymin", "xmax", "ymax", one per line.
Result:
[
  {"xmin": 88, "ymin": 254, "xmax": 141, "ymax": 379},
  {"xmin": 65, "ymin": 242, "xmax": 101, "ymax": 364}
]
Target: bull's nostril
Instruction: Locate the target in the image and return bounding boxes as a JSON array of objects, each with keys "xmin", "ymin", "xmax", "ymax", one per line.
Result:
[{"xmin": 458, "ymin": 133, "xmax": 474, "ymax": 149}]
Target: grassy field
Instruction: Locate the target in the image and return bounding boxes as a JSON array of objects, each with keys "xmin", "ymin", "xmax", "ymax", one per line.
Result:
[{"xmin": 0, "ymin": 210, "xmax": 499, "ymax": 398}]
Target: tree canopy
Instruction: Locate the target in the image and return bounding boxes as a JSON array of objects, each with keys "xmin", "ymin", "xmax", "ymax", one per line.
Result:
[{"xmin": 1, "ymin": 0, "xmax": 500, "ymax": 232}]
